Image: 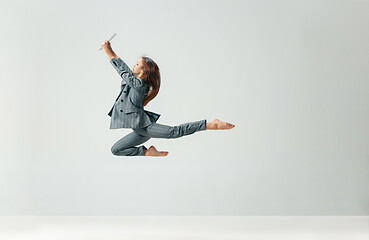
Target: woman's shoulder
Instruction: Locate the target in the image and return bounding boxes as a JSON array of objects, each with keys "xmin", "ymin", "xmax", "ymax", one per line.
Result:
[
  {"xmin": 129, "ymin": 78, "xmax": 149, "ymax": 95},
  {"xmin": 140, "ymin": 79, "xmax": 149, "ymax": 91}
]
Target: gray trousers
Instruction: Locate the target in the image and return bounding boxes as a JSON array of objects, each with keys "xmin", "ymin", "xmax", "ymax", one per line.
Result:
[{"xmin": 111, "ymin": 119, "xmax": 207, "ymax": 156}]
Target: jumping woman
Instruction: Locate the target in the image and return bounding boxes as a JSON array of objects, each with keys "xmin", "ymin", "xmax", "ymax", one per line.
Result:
[{"xmin": 101, "ymin": 40, "xmax": 235, "ymax": 157}]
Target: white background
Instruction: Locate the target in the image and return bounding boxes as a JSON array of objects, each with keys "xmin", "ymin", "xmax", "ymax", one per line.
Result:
[
  {"xmin": 0, "ymin": 0, "xmax": 368, "ymax": 215},
  {"xmin": 0, "ymin": 217, "xmax": 368, "ymax": 240}
]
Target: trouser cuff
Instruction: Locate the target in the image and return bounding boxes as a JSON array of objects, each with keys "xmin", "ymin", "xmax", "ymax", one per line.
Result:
[
  {"xmin": 139, "ymin": 145, "xmax": 147, "ymax": 156},
  {"xmin": 200, "ymin": 119, "xmax": 207, "ymax": 131}
]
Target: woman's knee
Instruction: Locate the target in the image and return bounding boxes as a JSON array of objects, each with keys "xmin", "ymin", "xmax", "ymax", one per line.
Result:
[{"xmin": 111, "ymin": 145, "xmax": 120, "ymax": 155}]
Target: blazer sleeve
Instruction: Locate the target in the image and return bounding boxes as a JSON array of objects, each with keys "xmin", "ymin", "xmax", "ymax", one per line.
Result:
[{"xmin": 110, "ymin": 57, "xmax": 144, "ymax": 90}]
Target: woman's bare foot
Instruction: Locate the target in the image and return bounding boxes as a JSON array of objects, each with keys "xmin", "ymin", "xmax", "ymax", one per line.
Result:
[
  {"xmin": 144, "ymin": 146, "xmax": 169, "ymax": 157},
  {"xmin": 206, "ymin": 119, "xmax": 235, "ymax": 130}
]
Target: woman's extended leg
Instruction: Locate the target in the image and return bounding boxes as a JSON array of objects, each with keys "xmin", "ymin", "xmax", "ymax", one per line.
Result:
[
  {"xmin": 111, "ymin": 131, "xmax": 150, "ymax": 156},
  {"xmin": 133, "ymin": 119, "xmax": 207, "ymax": 139}
]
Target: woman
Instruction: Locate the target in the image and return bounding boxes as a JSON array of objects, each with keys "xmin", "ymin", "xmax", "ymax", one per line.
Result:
[{"xmin": 101, "ymin": 40, "xmax": 235, "ymax": 157}]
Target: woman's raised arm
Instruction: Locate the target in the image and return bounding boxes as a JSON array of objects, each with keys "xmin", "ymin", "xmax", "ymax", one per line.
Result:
[{"xmin": 110, "ymin": 57, "xmax": 144, "ymax": 90}]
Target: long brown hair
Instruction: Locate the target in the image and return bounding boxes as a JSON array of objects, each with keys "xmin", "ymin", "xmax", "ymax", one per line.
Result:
[{"xmin": 140, "ymin": 56, "xmax": 161, "ymax": 107}]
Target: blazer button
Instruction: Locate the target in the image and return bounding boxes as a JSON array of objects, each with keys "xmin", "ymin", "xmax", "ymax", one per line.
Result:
[
  {"xmin": 120, "ymin": 110, "xmax": 123, "ymax": 112},
  {"xmin": 121, "ymin": 99, "xmax": 123, "ymax": 102}
]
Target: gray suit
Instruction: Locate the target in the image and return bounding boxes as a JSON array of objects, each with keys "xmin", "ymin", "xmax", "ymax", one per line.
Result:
[
  {"xmin": 108, "ymin": 57, "xmax": 207, "ymax": 156},
  {"xmin": 108, "ymin": 57, "xmax": 161, "ymax": 129}
]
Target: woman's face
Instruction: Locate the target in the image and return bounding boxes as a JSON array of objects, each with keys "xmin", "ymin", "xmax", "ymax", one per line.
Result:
[{"xmin": 132, "ymin": 58, "xmax": 145, "ymax": 77}]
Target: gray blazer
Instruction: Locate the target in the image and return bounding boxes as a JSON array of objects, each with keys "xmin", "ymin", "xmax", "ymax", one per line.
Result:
[{"xmin": 108, "ymin": 57, "xmax": 161, "ymax": 129}]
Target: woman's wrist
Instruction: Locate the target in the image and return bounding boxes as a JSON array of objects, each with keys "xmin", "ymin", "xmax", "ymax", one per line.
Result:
[{"xmin": 106, "ymin": 49, "xmax": 117, "ymax": 60}]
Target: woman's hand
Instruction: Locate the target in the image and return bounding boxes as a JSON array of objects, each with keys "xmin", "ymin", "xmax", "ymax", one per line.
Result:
[
  {"xmin": 102, "ymin": 40, "xmax": 117, "ymax": 60},
  {"xmin": 101, "ymin": 40, "xmax": 113, "ymax": 52}
]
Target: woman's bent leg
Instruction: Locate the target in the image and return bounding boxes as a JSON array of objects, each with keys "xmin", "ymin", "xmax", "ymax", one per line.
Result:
[
  {"xmin": 111, "ymin": 131, "xmax": 151, "ymax": 156},
  {"xmin": 134, "ymin": 119, "xmax": 207, "ymax": 139}
]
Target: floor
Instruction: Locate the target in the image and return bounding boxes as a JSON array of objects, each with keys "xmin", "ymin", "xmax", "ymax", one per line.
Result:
[{"xmin": 0, "ymin": 216, "xmax": 367, "ymax": 240}]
